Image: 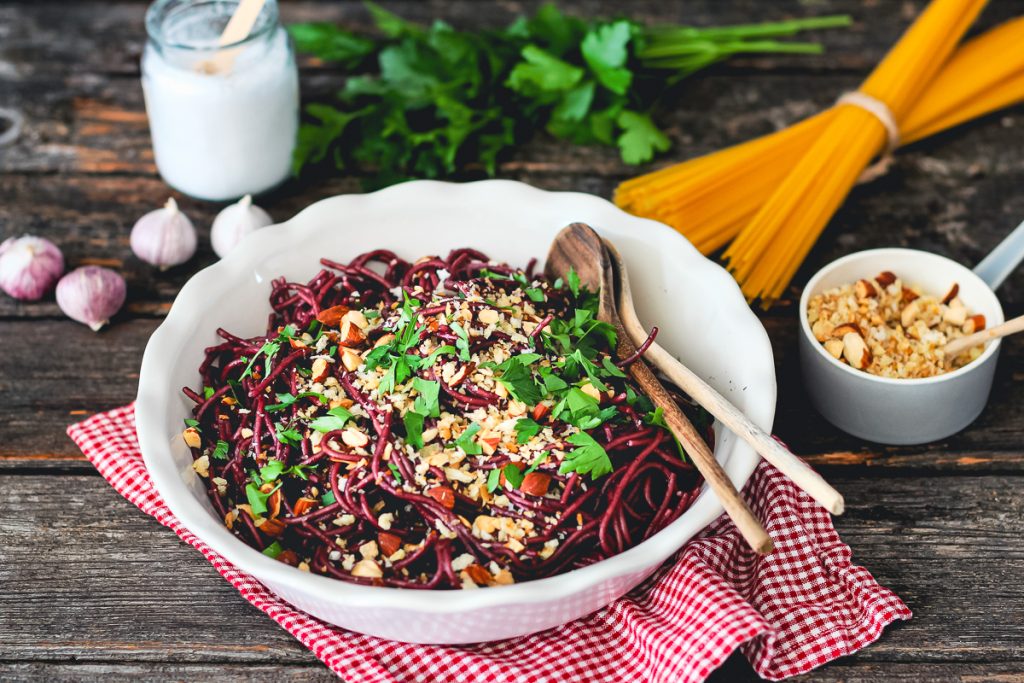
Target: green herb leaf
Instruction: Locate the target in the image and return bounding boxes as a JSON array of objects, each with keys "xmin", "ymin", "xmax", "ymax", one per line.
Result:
[
  {"xmin": 262, "ymin": 540, "xmax": 285, "ymax": 559},
  {"xmin": 321, "ymin": 490, "xmax": 337, "ymax": 505},
  {"xmin": 450, "ymin": 321, "xmax": 471, "ymax": 361},
  {"xmin": 455, "ymin": 422, "xmax": 482, "ymax": 455},
  {"xmin": 525, "ymin": 450, "xmax": 549, "ymax": 474},
  {"xmin": 524, "ymin": 287, "xmax": 546, "ymax": 302},
  {"xmin": 486, "ymin": 467, "xmax": 502, "ymax": 492},
  {"xmin": 287, "ymin": 23, "xmax": 375, "ymax": 65},
  {"xmin": 503, "ymin": 463, "xmax": 525, "ymax": 488},
  {"xmin": 184, "ymin": 418, "xmax": 199, "ymax": 429},
  {"xmin": 211, "ymin": 440, "xmax": 230, "ymax": 461},
  {"xmin": 245, "ymin": 482, "xmax": 282, "ymax": 516},
  {"xmin": 514, "ymin": 417, "xmax": 543, "ymax": 444},
  {"xmin": 507, "ymin": 44, "xmax": 584, "ymax": 95},
  {"xmin": 616, "ymin": 109, "xmax": 671, "ymax": 164},
  {"xmin": 387, "ymin": 461, "xmax": 404, "ymax": 483},
  {"xmin": 274, "ymin": 424, "xmax": 304, "ymax": 446},
  {"xmin": 412, "ymin": 377, "xmax": 441, "ymax": 417},
  {"xmin": 558, "ymin": 431, "xmax": 613, "ymax": 478},
  {"xmin": 310, "ymin": 406, "xmax": 354, "ymax": 433},
  {"xmin": 601, "ymin": 356, "xmax": 627, "ymax": 378},
  {"xmin": 203, "ymin": 386, "xmax": 215, "ymax": 399},
  {"xmin": 581, "ymin": 21, "xmax": 634, "ymax": 95},
  {"xmin": 566, "ymin": 267, "xmax": 581, "ymax": 297},
  {"xmin": 403, "ymin": 411, "xmax": 425, "ymax": 449}
]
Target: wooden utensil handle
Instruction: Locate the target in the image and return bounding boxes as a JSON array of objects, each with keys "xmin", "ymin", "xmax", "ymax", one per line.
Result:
[
  {"xmin": 616, "ymin": 324, "xmax": 774, "ymax": 554},
  {"xmin": 944, "ymin": 313, "xmax": 1024, "ymax": 358},
  {"xmin": 642, "ymin": 340, "xmax": 844, "ymax": 515}
]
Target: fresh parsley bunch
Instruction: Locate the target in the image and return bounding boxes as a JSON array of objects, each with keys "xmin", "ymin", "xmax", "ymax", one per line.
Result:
[{"xmin": 288, "ymin": 3, "xmax": 849, "ymax": 187}]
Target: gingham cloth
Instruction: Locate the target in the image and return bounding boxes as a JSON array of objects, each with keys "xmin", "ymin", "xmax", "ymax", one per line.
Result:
[{"xmin": 68, "ymin": 404, "xmax": 910, "ymax": 682}]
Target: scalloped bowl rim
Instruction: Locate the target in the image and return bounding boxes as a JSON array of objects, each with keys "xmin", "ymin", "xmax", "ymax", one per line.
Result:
[{"xmin": 136, "ymin": 179, "xmax": 776, "ymax": 617}]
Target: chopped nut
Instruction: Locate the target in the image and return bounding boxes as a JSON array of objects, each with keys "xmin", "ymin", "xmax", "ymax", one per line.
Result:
[
  {"xmin": 311, "ymin": 357, "xmax": 330, "ymax": 383},
  {"xmin": 823, "ymin": 339, "xmax": 844, "ymax": 359},
  {"xmin": 316, "ymin": 305, "xmax": 350, "ymax": 327},
  {"xmin": 342, "ymin": 309, "xmax": 369, "ymax": 330},
  {"xmin": 341, "ymin": 428, "xmax": 370, "ymax": 448},
  {"xmin": 580, "ymin": 382, "xmax": 602, "ymax": 403},
  {"xmin": 339, "ymin": 319, "xmax": 366, "ymax": 347},
  {"xmin": 900, "ymin": 300, "xmax": 921, "ymax": 328},
  {"xmin": 875, "ymin": 271, "xmax": 897, "ymax": 287},
  {"xmin": 378, "ymin": 531, "xmax": 402, "ymax": 557},
  {"xmin": 855, "ymin": 279, "xmax": 877, "ymax": 298},
  {"xmin": 192, "ymin": 454, "xmax": 210, "ymax": 478},
  {"xmin": 963, "ymin": 314, "xmax": 986, "ymax": 334},
  {"xmin": 477, "ymin": 308, "xmax": 500, "ymax": 325},
  {"xmin": 941, "ymin": 283, "xmax": 960, "ymax": 305},
  {"xmin": 359, "ymin": 540, "xmax": 379, "ymax": 559},
  {"xmin": 842, "ymin": 332, "xmax": 871, "ymax": 370},
  {"xmin": 183, "ymin": 427, "xmax": 202, "ymax": 449},
  {"xmin": 351, "ymin": 559, "xmax": 383, "ymax": 578},
  {"xmin": 340, "ymin": 347, "xmax": 362, "ymax": 372}
]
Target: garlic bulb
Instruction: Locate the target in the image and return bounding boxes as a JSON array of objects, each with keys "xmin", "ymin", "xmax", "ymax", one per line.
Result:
[
  {"xmin": 210, "ymin": 194, "xmax": 273, "ymax": 258},
  {"xmin": 0, "ymin": 234, "xmax": 65, "ymax": 300},
  {"xmin": 56, "ymin": 266, "xmax": 127, "ymax": 331},
  {"xmin": 130, "ymin": 197, "xmax": 197, "ymax": 269}
]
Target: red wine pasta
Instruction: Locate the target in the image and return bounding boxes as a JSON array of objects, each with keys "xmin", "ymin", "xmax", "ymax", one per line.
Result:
[{"xmin": 182, "ymin": 248, "xmax": 707, "ymax": 588}]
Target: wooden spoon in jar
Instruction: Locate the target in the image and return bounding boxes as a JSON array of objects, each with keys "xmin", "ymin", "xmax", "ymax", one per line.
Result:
[
  {"xmin": 546, "ymin": 223, "xmax": 774, "ymax": 554},
  {"xmin": 604, "ymin": 239, "xmax": 844, "ymax": 515}
]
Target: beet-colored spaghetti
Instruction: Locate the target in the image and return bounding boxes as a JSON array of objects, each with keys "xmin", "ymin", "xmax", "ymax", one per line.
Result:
[{"xmin": 182, "ymin": 248, "xmax": 707, "ymax": 589}]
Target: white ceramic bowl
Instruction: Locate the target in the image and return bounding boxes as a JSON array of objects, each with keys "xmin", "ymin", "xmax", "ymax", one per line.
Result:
[
  {"xmin": 799, "ymin": 248, "xmax": 1004, "ymax": 445},
  {"xmin": 136, "ymin": 180, "xmax": 776, "ymax": 644}
]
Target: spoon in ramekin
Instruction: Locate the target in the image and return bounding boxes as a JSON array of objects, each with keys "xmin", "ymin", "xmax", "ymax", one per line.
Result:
[{"xmin": 603, "ymin": 239, "xmax": 845, "ymax": 515}]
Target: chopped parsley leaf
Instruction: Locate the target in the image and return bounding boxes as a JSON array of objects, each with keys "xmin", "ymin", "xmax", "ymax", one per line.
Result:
[
  {"xmin": 450, "ymin": 321, "xmax": 471, "ymax": 361},
  {"xmin": 503, "ymin": 463, "xmax": 525, "ymax": 488},
  {"xmin": 558, "ymin": 431, "xmax": 613, "ymax": 479},
  {"xmin": 310, "ymin": 405, "xmax": 354, "ymax": 432},
  {"xmin": 274, "ymin": 424, "xmax": 304, "ymax": 445},
  {"xmin": 387, "ymin": 461, "xmax": 403, "ymax": 483},
  {"xmin": 486, "ymin": 467, "xmax": 502, "ymax": 492},
  {"xmin": 262, "ymin": 541, "xmax": 284, "ymax": 558},
  {"xmin": 455, "ymin": 423, "xmax": 482, "ymax": 455},
  {"xmin": 403, "ymin": 411, "xmax": 425, "ymax": 449},
  {"xmin": 245, "ymin": 481, "xmax": 282, "ymax": 516},
  {"xmin": 183, "ymin": 418, "xmax": 199, "ymax": 428},
  {"xmin": 514, "ymin": 417, "xmax": 543, "ymax": 444},
  {"xmin": 412, "ymin": 377, "xmax": 441, "ymax": 417},
  {"xmin": 211, "ymin": 440, "xmax": 230, "ymax": 461}
]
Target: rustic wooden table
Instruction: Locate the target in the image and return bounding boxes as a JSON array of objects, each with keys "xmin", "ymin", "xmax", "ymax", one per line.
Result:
[{"xmin": 2, "ymin": 1, "xmax": 1022, "ymax": 680}]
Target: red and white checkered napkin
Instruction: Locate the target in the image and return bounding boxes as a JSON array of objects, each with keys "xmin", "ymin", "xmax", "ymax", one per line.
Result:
[{"xmin": 69, "ymin": 404, "xmax": 910, "ymax": 682}]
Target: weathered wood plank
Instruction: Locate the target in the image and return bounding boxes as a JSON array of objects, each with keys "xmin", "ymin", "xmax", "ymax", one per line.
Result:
[
  {"xmin": 1, "ymin": 473, "xmax": 1022, "ymax": 667},
  {"xmin": 11, "ymin": 0, "xmax": 1023, "ymax": 80}
]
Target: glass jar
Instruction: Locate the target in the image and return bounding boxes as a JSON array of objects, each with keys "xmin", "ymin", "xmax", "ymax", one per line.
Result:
[{"xmin": 142, "ymin": 0, "xmax": 299, "ymax": 201}]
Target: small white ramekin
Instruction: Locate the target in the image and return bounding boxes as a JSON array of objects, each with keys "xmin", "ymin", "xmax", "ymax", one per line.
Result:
[{"xmin": 799, "ymin": 248, "xmax": 1005, "ymax": 445}]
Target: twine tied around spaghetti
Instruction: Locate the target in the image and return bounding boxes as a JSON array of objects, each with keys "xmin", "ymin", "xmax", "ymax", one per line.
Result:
[{"xmin": 836, "ymin": 91, "xmax": 900, "ymax": 183}]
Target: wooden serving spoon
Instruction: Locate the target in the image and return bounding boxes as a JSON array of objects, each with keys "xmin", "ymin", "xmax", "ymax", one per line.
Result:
[
  {"xmin": 944, "ymin": 312, "xmax": 1024, "ymax": 359},
  {"xmin": 603, "ymin": 239, "xmax": 844, "ymax": 515},
  {"xmin": 546, "ymin": 223, "xmax": 774, "ymax": 554}
]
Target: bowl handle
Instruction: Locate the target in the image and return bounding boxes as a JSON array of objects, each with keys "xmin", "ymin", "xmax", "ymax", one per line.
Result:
[{"xmin": 974, "ymin": 217, "xmax": 1024, "ymax": 290}]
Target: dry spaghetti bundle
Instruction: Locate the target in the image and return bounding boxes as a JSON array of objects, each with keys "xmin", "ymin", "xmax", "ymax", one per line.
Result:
[{"xmin": 615, "ymin": 2, "xmax": 1024, "ymax": 305}]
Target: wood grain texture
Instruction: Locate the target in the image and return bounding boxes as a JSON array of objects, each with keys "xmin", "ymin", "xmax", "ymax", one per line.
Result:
[
  {"xmin": 3, "ymin": 0, "xmax": 1024, "ymax": 680},
  {"xmin": 1, "ymin": 474, "xmax": 1022, "ymax": 672}
]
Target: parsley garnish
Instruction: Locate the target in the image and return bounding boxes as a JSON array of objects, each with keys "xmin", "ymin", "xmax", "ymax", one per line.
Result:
[
  {"xmin": 487, "ymin": 353, "xmax": 543, "ymax": 405},
  {"xmin": 309, "ymin": 406, "xmax": 354, "ymax": 433},
  {"xmin": 455, "ymin": 423, "xmax": 482, "ymax": 455},
  {"xmin": 525, "ymin": 450, "xmax": 549, "ymax": 474},
  {"xmin": 211, "ymin": 440, "xmax": 230, "ymax": 461},
  {"xmin": 450, "ymin": 321, "xmax": 471, "ymax": 361},
  {"xmin": 321, "ymin": 490, "xmax": 337, "ymax": 505},
  {"xmin": 274, "ymin": 424, "xmax": 304, "ymax": 446},
  {"xmin": 524, "ymin": 287, "xmax": 546, "ymax": 303},
  {"xmin": 514, "ymin": 417, "xmax": 543, "ymax": 444},
  {"xmin": 387, "ymin": 461, "xmax": 403, "ymax": 483},
  {"xmin": 262, "ymin": 541, "xmax": 284, "ymax": 558},
  {"xmin": 245, "ymin": 481, "xmax": 282, "ymax": 516},
  {"xmin": 183, "ymin": 418, "xmax": 199, "ymax": 429},
  {"xmin": 266, "ymin": 391, "xmax": 327, "ymax": 413},
  {"xmin": 412, "ymin": 377, "xmax": 441, "ymax": 417},
  {"xmin": 403, "ymin": 411, "xmax": 425, "ymax": 449},
  {"xmin": 486, "ymin": 467, "xmax": 502, "ymax": 493},
  {"xmin": 559, "ymin": 431, "xmax": 613, "ymax": 479},
  {"xmin": 566, "ymin": 267, "xmax": 581, "ymax": 297},
  {"xmin": 259, "ymin": 459, "xmax": 312, "ymax": 482}
]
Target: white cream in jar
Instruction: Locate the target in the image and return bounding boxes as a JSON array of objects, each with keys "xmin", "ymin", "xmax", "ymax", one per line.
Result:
[{"xmin": 142, "ymin": 0, "xmax": 298, "ymax": 201}]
